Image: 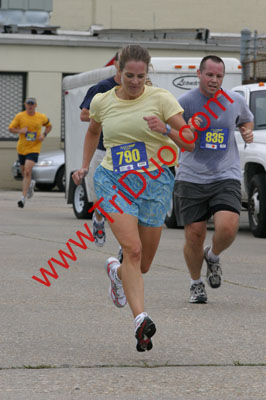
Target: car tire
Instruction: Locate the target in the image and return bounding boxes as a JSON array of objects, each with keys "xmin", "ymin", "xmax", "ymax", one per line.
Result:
[
  {"xmin": 73, "ymin": 182, "xmax": 93, "ymax": 219},
  {"xmin": 55, "ymin": 166, "xmax": 65, "ymax": 192},
  {"xmin": 248, "ymin": 173, "xmax": 266, "ymax": 238}
]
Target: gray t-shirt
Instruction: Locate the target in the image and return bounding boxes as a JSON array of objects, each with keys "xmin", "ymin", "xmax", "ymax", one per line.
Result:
[{"xmin": 177, "ymin": 88, "xmax": 253, "ymax": 184}]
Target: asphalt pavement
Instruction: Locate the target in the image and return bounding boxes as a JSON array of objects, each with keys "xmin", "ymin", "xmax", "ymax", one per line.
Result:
[{"xmin": 0, "ymin": 189, "xmax": 266, "ymax": 400}]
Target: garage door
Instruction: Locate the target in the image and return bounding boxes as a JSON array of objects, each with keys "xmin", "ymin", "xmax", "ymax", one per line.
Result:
[{"xmin": 0, "ymin": 73, "xmax": 26, "ymax": 140}]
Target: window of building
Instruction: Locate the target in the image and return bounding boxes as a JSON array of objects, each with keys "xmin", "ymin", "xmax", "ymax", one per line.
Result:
[{"xmin": 0, "ymin": 72, "xmax": 26, "ymax": 140}]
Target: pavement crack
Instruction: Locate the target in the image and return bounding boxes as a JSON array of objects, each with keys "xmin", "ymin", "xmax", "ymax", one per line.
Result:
[
  {"xmin": 154, "ymin": 263, "xmax": 266, "ymax": 293},
  {"xmin": 0, "ymin": 230, "xmax": 66, "ymax": 245},
  {"xmin": 223, "ymin": 279, "xmax": 266, "ymax": 292},
  {"xmin": 1, "ymin": 362, "xmax": 266, "ymax": 370}
]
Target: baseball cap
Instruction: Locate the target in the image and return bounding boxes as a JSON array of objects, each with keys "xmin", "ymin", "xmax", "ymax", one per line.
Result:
[{"xmin": 25, "ymin": 97, "xmax": 37, "ymax": 104}]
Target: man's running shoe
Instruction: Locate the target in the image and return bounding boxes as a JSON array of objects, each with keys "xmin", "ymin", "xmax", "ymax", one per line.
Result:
[
  {"xmin": 93, "ymin": 213, "xmax": 106, "ymax": 247},
  {"xmin": 105, "ymin": 257, "xmax": 127, "ymax": 308},
  {"xmin": 190, "ymin": 282, "xmax": 208, "ymax": 303},
  {"xmin": 135, "ymin": 313, "xmax": 156, "ymax": 352},
  {"xmin": 117, "ymin": 246, "xmax": 123, "ymax": 263},
  {"xmin": 204, "ymin": 246, "xmax": 223, "ymax": 289},
  {"xmin": 17, "ymin": 197, "xmax": 25, "ymax": 208},
  {"xmin": 27, "ymin": 180, "xmax": 36, "ymax": 199}
]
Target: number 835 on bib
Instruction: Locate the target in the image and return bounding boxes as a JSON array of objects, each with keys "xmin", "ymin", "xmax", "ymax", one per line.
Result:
[{"xmin": 200, "ymin": 128, "xmax": 229, "ymax": 150}]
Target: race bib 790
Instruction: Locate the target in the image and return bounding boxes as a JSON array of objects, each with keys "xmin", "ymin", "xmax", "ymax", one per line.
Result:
[{"xmin": 111, "ymin": 142, "xmax": 149, "ymax": 174}]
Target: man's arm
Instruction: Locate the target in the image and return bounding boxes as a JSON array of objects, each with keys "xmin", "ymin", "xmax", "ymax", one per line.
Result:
[
  {"xmin": 80, "ymin": 85, "xmax": 99, "ymax": 122},
  {"xmin": 9, "ymin": 127, "xmax": 28, "ymax": 134},
  {"xmin": 239, "ymin": 121, "xmax": 254, "ymax": 144},
  {"xmin": 43, "ymin": 124, "xmax": 52, "ymax": 137},
  {"xmin": 80, "ymin": 81, "xmax": 110, "ymax": 122},
  {"xmin": 39, "ymin": 123, "xmax": 52, "ymax": 141},
  {"xmin": 80, "ymin": 108, "xmax": 90, "ymax": 122},
  {"xmin": 37, "ymin": 116, "xmax": 52, "ymax": 141}
]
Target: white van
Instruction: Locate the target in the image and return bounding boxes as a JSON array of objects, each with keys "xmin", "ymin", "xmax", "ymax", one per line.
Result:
[{"xmin": 63, "ymin": 57, "xmax": 242, "ymax": 219}]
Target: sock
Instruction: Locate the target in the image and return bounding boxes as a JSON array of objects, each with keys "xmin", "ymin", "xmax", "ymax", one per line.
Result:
[
  {"xmin": 114, "ymin": 266, "xmax": 122, "ymax": 283},
  {"xmin": 93, "ymin": 213, "xmax": 104, "ymax": 224},
  {"xmin": 191, "ymin": 278, "xmax": 202, "ymax": 286},
  {"xmin": 21, "ymin": 196, "xmax": 25, "ymax": 203},
  {"xmin": 208, "ymin": 247, "xmax": 219, "ymax": 262},
  {"xmin": 134, "ymin": 312, "xmax": 148, "ymax": 331}
]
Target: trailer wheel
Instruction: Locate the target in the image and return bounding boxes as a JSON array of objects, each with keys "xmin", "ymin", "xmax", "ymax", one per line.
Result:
[
  {"xmin": 248, "ymin": 173, "xmax": 266, "ymax": 238},
  {"xmin": 73, "ymin": 182, "xmax": 93, "ymax": 219},
  {"xmin": 55, "ymin": 166, "xmax": 65, "ymax": 192}
]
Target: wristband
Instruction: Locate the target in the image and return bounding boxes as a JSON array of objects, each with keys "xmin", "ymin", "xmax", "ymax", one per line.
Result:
[{"xmin": 163, "ymin": 124, "xmax": 171, "ymax": 136}]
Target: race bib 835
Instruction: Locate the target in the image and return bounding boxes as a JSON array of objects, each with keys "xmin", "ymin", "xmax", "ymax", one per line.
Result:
[{"xmin": 200, "ymin": 128, "xmax": 229, "ymax": 150}]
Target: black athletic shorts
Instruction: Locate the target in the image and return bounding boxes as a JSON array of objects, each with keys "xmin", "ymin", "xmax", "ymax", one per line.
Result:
[
  {"xmin": 174, "ymin": 179, "xmax": 241, "ymax": 225},
  {"xmin": 18, "ymin": 153, "xmax": 39, "ymax": 165}
]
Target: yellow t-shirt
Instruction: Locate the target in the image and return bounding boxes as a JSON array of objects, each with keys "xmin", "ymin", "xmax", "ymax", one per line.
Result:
[
  {"xmin": 90, "ymin": 85, "xmax": 183, "ymax": 172},
  {"xmin": 9, "ymin": 111, "xmax": 51, "ymax": 155}
]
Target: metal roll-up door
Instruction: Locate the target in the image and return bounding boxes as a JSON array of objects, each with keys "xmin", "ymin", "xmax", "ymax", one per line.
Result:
[{"xmin": 0, "ymin": 72, "xmax": 26, "ymax": 140}]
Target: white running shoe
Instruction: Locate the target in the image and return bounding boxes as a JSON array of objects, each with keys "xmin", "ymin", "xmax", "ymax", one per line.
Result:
[
  {"xmin": 105, "ymin": 257, "xmax": 127, "ymax": 308},
  {"xmin": 204, "ymin": 246, "xmax": 223, "ymax": 289},
  {"xmin": 190, "ymin": 282, "xmax": 208, "ymax": 303},
  {"xmin": 135, "ymin": 312, "xmax": 156, "ymax": 352},
  {"xmin": 27, "ymin": 180, "xmax": 36, "ymax": 199}
]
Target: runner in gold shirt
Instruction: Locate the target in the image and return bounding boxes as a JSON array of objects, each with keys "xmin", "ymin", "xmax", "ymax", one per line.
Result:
[{"xmin": 9, "ymin": 97, "xmax": 52, "ymax": 208}]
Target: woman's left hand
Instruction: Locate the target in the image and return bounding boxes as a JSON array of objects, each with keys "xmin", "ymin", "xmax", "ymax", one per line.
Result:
[
  {"xmin": 143, "ymin": 116, "xmax": 167, "ymax": 134},
  {"xmin": 72, "ymin": 168, "xmax": 89, "ymax": 186}
]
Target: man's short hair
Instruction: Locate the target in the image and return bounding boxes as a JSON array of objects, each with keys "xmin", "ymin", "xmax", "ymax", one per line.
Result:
[{"xmin": 199, "ymin": 55, "xmax": 225, "ymax": 73}]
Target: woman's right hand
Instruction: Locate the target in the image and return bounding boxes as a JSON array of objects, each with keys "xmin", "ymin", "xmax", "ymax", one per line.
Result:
[{"xmin": 72, "ymin": 168, "xmax": 89, "ymax": 186}]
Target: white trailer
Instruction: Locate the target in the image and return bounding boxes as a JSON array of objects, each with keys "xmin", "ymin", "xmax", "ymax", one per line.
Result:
[
  {"xmin": 63, "ymin": 57, "xmax": 242, "ymax": 219},
  {"xmin": 63, "ymin": 66, "xmax": 116, "ymax": 218}
]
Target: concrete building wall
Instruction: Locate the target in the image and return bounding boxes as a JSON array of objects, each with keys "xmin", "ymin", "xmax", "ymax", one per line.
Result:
[
  {"xmin": 51, "ymin": 0, "xmax": 94, "ymax": 31},
  {"xmin": 51, "ymin": 0, "xmax": 266, "ymax": 35}
]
